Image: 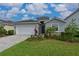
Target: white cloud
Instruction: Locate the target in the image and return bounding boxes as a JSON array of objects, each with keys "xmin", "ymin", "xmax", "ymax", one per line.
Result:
[
  {"xmin": 0, "ymin": 3, "xmax": 24, "ymax": 20},
  {"xmin": 3, "ymin": 7, "xmax": 20, "ymax": 20},
  {"xmin": 51, "ymin": 4, "xmax": 57, "ymax": 7},
  {"xmin": 54, "ymin": 4, "xmax": 72, "ymax": 18},
  {"xmin": 51, "ymin": 3, "xmax": 77, "ymax": 19},
  {"xmin": 65, "ymin": 3, "xmax": 79, "ymax": 9},
  {"xmin": 8, "ymin": 7, "xmax": 19, "ymax": 15},
  {"xmin": 22, "ymin": 14, "xmax": 30, "ymax": 20},
  {"xmin": 0, "ymin": 7, "xmax": 20, "ymax": 20},
  {"xmin": 0, "ymin": 3, "xmax": 23, "ymax": 8},
  {"xmin": 60, "ymin": 11, "xmax": 72, "ymax": 18},
  {"xmin": 0, "ymin": 3, "xmax": 78, "ymax": 21},
  {"xmin": 26, "ymin": 3, "xmax": 51, "ymax": 15},
  {"xmin": 55, "ymin": 4, "xmax": 67, "ymax": 12},
  {"xmin": 0, "ymin": 10, "xmax": 7, "ymax": 20},
  {"xmin": 20, "ymin": 9, "xmax": 26, "ymax": 14},
  {"xmin": 6, "ymin": 13, "xmax": 12, "ymax": 18},
  {"xmin": 0, "ymin": 10, "xmax": 16, "ymax": 20}
]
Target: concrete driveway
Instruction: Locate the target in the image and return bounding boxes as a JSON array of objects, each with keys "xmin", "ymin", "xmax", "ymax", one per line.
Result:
[{"xmin": 0, "ymin": 35, "xmax": 30, "ymax": 52}]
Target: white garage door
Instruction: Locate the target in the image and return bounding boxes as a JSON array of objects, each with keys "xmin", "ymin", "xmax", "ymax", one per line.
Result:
[{"xmin": 16, "ymin": 24, "xmax": 36, "ymax": 35}]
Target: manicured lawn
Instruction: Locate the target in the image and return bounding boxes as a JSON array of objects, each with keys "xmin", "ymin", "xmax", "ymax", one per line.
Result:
[{"xmin": 0, "ymin": 38, "xmax": 79, "ymax": 56}]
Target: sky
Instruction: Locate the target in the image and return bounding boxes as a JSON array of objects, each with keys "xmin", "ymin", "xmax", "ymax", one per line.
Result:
[{"xmin": 0, "ymin": 3, "xmax": 78, "ymax": 21}]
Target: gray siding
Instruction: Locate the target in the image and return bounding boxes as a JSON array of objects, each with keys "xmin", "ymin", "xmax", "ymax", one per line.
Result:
[{"xmin": 46, "ymin": 20, "xmax": 65, "ymax": 32}]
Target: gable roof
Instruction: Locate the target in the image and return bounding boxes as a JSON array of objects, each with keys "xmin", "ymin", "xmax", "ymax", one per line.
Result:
[
  {"xmin": 15, "ymin": 17, "xmax": 66, "ymax": 25},
  {"xmin": 18, "ymin": 19, "xmax": 37, "ymax": 22},
  {"xmin": 0, "ymin": 20, "xmax": 5, "ymax": 22},
  {"xmin": 15, "ymin": 19, "xmax": 38, "ymax": 25},
  {"xmin": 0, "ymin": 20, "xmax": 14, "ymax": 26},
  {"xmin": 37, "ymin": 16, "xmax": 49, "ymax": 21},
  {"xmin": 64, "ymin": 8, "xmax": 79, "ymax": 20},
  {"xmin": 46, "ymin": 18, "xmax": 66, "ymax": 24}
]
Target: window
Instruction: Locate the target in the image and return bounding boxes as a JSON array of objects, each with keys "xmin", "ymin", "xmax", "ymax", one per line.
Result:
[{"xmin": 52, "ymin": 23, "xmax": 58, "ymax": 31}]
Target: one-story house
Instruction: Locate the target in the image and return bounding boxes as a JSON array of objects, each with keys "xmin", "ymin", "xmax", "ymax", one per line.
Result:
[
  {"xmin": 3, "ymin": 20, "xmax": 14, "ymax": 31},
  {"xmin": 15, "ymin": 8, "xmax": 79, "ymax": 35},
  {"xmin": 15, "ymin": 17, "xmax": 65, "ymax": 35}
]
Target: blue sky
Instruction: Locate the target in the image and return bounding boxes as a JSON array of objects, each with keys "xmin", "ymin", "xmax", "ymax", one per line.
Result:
[{"xmin": 0, "ymin": 3, "xmax": 78, "ymax": 21}]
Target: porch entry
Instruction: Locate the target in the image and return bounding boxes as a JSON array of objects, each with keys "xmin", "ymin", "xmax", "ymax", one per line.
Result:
[{"xmin": 39, "ymin": 21, "xmax": 45, "ymax": 34}]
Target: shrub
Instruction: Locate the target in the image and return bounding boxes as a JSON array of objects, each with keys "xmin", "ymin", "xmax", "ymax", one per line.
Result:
[
  {"xmin": 3, "ymin": 29, "xmax": 7, "ymax": 35},
  {"xmin": 59, "ymin": 19, "xmax": 79, "ymax": 42},
  {"xmin": 59, "ymin": 32, "xmax": 79, "ymax": 42},
  {"xmin": 8, "ymin": 30, "xmax": 14, "ymax": 35},
  {"xmin": 71, "ymin": 37, "xmax": 79, "ymax": 42},
  {"xmin": 51, "ymin": 34, "xmax": 59, "ymax": 39},
  {"xmin": 74, "ymin": 31, "xmax": 79, "ymax": 37},
  {"xmin": 46, "ymin": 26, "xmax": 58, "ymax": 38},
  {"xmin": 27, "ymin": 35, "xmax": 46, "ymax": 41},
  {"xmin": 60, "ymin": 32, "xmax": 73, "ymax": 41},
  {"xmin": 0, "ymin": 25, "xmax": 7, "ymax": 37},
  {"xmin": 46, "ymin": 27, "xmax": 57, "ymax": 33}
]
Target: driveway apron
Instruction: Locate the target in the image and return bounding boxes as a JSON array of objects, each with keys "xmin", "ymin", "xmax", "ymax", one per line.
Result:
[{"xmin": 0, "ymin": 35, "xmax": 30, "ymax": 52}]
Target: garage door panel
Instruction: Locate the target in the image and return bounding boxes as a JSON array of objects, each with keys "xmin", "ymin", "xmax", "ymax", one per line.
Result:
[{"xmin": 16, "ymin": 24, "xmax": 36, "ymax": 35}]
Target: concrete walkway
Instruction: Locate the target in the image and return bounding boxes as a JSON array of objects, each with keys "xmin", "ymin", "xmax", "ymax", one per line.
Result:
[{"xmin": 0, "ymin": 35, "xmax": 30, "ymax": 52}]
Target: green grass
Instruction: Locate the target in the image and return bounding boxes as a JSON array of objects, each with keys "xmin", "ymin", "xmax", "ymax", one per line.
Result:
[{"xmin": 0, "ymin": 38, "xmax": 79, "ymax": 56}]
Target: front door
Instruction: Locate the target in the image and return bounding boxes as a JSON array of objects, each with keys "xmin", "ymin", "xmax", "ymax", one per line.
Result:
[{"xmin": 39, "ymin": 21, "xmax": 45, "ymax": 34}]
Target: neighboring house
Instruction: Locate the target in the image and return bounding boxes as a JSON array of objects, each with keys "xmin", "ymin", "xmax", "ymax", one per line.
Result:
[
  {"xmin": 0, "ymin": 20, "xmax": 14, "ymax": 31},
  {"xmin": 0, "ymin": 20, "xmax": 4, "ymax": 26},
  {"xmin": 3, "ymin": 20, "xmax": 14, "ymax": 31},
  {"xmin": 64, "ymin": 8, "xmax": 79, "ymax": 28},
  {"xmin": 15, "ymin": 18, "xmax": 65, "ymax": 35}
]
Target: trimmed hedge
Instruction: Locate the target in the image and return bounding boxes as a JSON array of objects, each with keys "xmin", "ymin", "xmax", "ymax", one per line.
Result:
[
  {"xmin": 7, "ymin": 30, "xmax": 14, "ymax": 35},
  {"xmin": 58, "ymin": 32, "xmax": 79, "ymax": 42},
  {"xmin": 60, "ymin": 32, "xmax": 73, "ymax": 41},
  {"xmin": 0, "ymin": 26, "xmax": 7, "ymax": 37}
]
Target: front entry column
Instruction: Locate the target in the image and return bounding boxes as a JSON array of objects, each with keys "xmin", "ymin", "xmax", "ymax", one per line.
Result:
[{"xmin": 39, "ymin": 21, "xmax": 45, "ymax": 34}]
